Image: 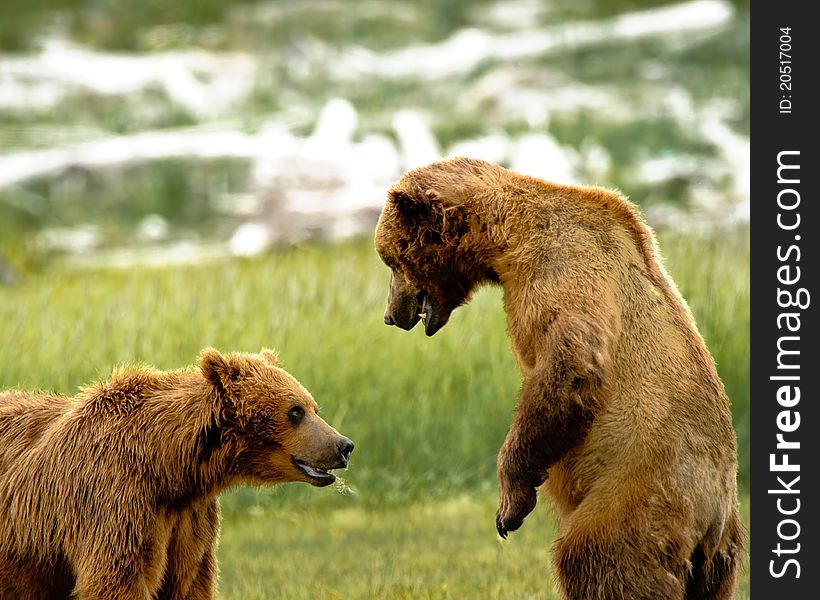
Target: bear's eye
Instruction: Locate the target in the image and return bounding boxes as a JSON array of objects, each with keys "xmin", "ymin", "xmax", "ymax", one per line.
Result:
[{"xmin": 288, "ymin": 405, "xmax": 305, "ymax": 425}]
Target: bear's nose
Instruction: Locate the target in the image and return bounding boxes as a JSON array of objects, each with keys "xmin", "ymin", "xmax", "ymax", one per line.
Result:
[
  {"xmin": 337, "ymin": 437, "xmax": 355, "ymax": 462},
  {"xmin": 384, "ymin": 314, "xmax": 395, "ymax": 326}
]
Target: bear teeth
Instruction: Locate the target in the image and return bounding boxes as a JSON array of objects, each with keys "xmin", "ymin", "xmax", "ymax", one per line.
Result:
[{"xmin": 418, "ymin": 312, "xmax": 428, "ymax": 319}]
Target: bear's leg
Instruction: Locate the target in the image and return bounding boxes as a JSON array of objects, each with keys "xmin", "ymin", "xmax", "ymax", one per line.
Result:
[
  {"xmin": 156, "ymin": 500, "xmax": 219, "ymax": 600},
  {"xmin": 683, "ymin": 546, "xmax": 738, "ymax": 600},
  {"xmin": 72, "ymin": 573, "xmax": 152, "ymax": 600},
  {"xmin": 183, "ymin": 501, "xmax": 219, "ymax": 599},
  {"xmin": 72, "ymin": 526, "xmax": 171, "ymax": 600},
  {"xmin": 684, "ymin": 511, "xmax": 744, "ymax": 600},
  {"xmin": 186, "ymin": 545, "xmax": 218, "ymax": 599},
  {"xmin": 0, "ymin": 557, "xmax": 73, "ymax": 600},
  {"xmin": 496, "ymin": 312, "xmax": 612, "ymax": 538},
  {"xmin": 552, "ymin": 520, "xmax": 690, "ymax": 600},
  {"xmin": 1, "ymin": 577, "xmax": 63, "ymax": 600}
]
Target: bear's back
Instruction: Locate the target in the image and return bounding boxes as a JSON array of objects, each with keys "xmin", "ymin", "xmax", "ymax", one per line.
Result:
[{"xmin": 0, "ymin": 391, "xmax": 70, "ymax": 471}]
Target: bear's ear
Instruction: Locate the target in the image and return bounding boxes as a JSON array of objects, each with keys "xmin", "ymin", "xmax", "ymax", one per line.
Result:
[
  {"xmin": 390, "ymin": 186, "xmax": 440, "ymax": 203},
  {"xmin": 389, "ymin": 188, "xmax": 445, "ymax": 228},
  {"xmin": 390, "ymin": 188, "xmax": 427, "ymax": 211},
  {"xmin": 199, "ymin": 347, "xmax": 241, "ymax": 395},
  {"xmin": 259, "ymin": 348, "xmax": 279, "ymax": 366}
]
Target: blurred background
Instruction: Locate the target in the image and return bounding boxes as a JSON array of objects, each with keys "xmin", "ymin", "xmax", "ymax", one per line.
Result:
[{"xmin": 0, "ymin": 0, "xmax": 749, "ymax": 598}]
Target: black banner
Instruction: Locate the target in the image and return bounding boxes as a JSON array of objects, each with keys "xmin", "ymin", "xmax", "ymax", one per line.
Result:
[{"xmin": 751, "ymin": 1, "xmax": 819, "ymax": 596}]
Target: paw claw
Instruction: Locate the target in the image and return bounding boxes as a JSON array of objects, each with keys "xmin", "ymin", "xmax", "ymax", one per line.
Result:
[{"xmin": 495, "ymin": 481, "xmax": 537, "ymax": 539}]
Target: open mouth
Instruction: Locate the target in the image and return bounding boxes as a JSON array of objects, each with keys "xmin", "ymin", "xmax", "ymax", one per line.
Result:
[
  {"xmin": 417, "ymin": 291, "xmax": 433, "ymax": 333},
  {"xmin": 417, "ymin": 291, "xmax": 445, "ymax": 336},
  {"xmin": 291, "ymin": 457, "xmax": 339, "ymax": 487}
]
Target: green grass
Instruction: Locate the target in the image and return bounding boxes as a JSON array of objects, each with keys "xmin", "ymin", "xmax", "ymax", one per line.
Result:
[
  {"xmin": 218, "ymin": 493, "xmax": 557, "ymax": 599},
  {"xmin": 0, "ymin": 231, "xmax": 749, "ymax": 596},
  {"xmin": 215, "ymin": 491, "xmax": 750, "ymax": 599},
  {"xmin": 0, "ymin": 239, "xmax": 519, "ymax": 504}
]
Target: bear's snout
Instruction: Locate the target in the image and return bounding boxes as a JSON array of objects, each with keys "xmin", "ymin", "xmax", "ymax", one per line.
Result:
[{"xmin": 337, "ymin": 437, "xmax": 354, "ymax": 466}]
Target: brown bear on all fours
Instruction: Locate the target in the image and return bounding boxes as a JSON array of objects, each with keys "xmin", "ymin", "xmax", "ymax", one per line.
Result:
[
  {"xmin": 375, "ymin": 157, "xmax": 744, "ymax": 600},
  {"xmin": 0, "ymin": 348, "xmax": 353, "ymax": 600}
]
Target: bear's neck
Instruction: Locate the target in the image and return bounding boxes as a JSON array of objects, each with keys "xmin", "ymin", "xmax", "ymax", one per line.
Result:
[
  {"xmin": 447, "ymin": 175, "xmax": 635, "ymax": 283},
  {"xmin": 176, "ymin": 378, "xmax": 242, "ymax": 503},
  {"xmin": 436, "ymin": 174, "xmax": 556, "ymax": 285},
  {"xmin": 98, "ymin": 372, "xmax": 236, "ymax": 507}
]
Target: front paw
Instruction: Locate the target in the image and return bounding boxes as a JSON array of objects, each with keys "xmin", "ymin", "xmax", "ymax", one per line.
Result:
[{"xmin": 496, "ymin": 478, "xmax": 538, "ymax": 539}]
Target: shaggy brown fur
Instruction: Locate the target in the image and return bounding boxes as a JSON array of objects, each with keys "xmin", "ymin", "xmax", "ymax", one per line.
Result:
[
  {"xmin": 375, "ymin": 158, "xmax": 744, "ymax": 600},
  {"xmin": 0, "ymin": 348, "xmax": 354, "ymax": 600}
]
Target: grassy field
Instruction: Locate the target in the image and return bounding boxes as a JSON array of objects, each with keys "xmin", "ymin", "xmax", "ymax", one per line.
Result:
[
  {"xmin": 0, "ymin": 230, "xmax": 749, "ymax": 597},
  {"xmin": 216, "ymin": 492, "xmax": 750, "ymax": 599}
]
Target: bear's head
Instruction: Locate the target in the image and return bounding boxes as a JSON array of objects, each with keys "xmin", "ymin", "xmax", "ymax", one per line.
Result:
[
  {"xmin": 375, "ymin": 158, "xmax": 501, "ymax": 336},
  {"xmin": 198, "ymin": 348, "xmax": 353, "ymax": 487}
]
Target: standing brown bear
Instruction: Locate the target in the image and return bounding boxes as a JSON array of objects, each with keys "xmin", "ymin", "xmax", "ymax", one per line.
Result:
[
  {"xmin": 374, "ymin": 157, "xmax": 743, "ymax": 600},
  {"xmin": 0, "ymin": 348, "xmax": 353, "ymax": 600}
]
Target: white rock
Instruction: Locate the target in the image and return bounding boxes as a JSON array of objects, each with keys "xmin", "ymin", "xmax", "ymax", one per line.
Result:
[
  {"xmin": 39, "ymin": 226, "xmax": 100, "ymax": 253},
  {"xmin": 137, "ymin": 214, "xmax": 169, "ymax": 241},
  {"xmin": 304, "ymin": 98, "xmax": 359, "ymax": 160},
  {"xmin": 392, "ymin": 110, "xmax": 441, "ymax": 170},
  {"xmin": 510, "ymin": 134, "xmax": 576, "ymax": 183},
  {"xmin": 229, "ymin": 222, "xmax": 272, "ymax": 257}
]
